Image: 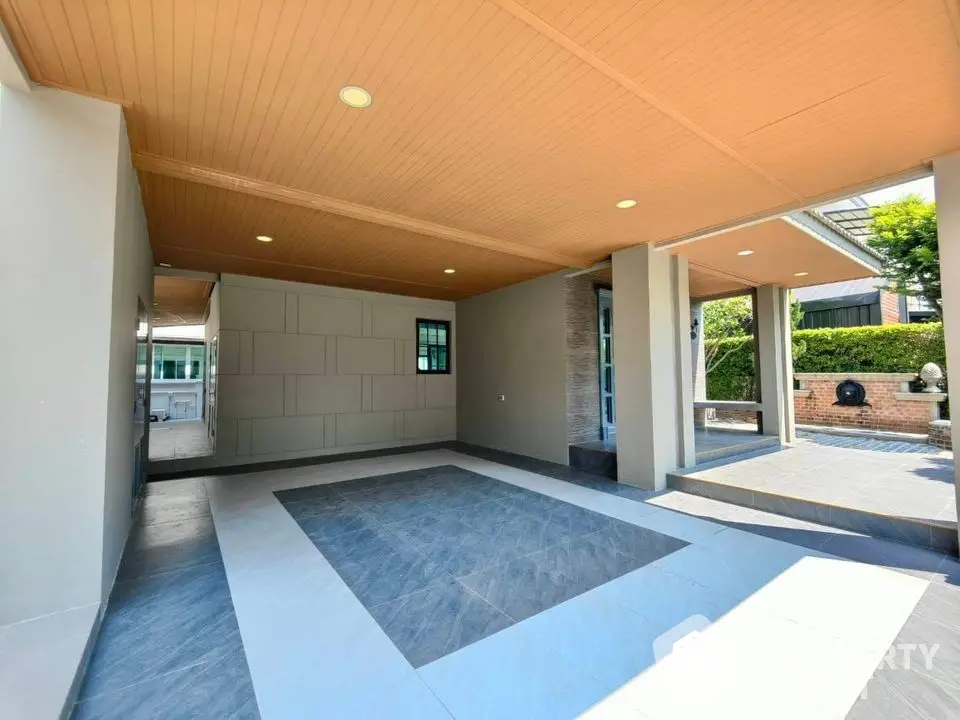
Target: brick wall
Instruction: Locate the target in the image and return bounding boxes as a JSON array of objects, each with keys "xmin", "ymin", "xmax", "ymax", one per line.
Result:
[
  {"xmin": 928, "ymin": 421, "xmax": 952, "ymax": 450},
  {"xmin": 565, "ymin": 276, "xmax": 603, "ymax": 443},
  {"xmin": 879, "ymin": 290, "xmax": 901, "ymax": 325},
  {"xmin": 794, "ymin": 372, "xmax": 943, "ymax": 435}
]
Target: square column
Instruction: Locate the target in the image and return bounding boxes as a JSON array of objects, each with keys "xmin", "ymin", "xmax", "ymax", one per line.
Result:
[
  {"xmin": 754, "ymin": 284, "xmax": 796, "ymax": 443},
  {"xmin": 691, "ymin": 302, "xmax": 709, "ymax": 428},
  {"xmin": 611, "ymin": 245, "xmax": 694, "ymax": 490},
  {"xmin": 933, "ymin": 153, "xmax": 960, "ymax": 550}
]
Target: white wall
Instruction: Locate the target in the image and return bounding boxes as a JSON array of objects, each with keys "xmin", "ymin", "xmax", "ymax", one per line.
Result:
[
  {"xmin": 161, "ymin": 274, "xmax": 456, "ymax": 470},
  {"xmin": 457, "ymin": 273, "xmax": 569, "ymax": 464},
  {"xmin": 0, "ymin": 85, "xmax": 151, "ymax": 624},
  {"xmin": 101, "ymin": 119, "xmax": 154, "ymax": 598}
]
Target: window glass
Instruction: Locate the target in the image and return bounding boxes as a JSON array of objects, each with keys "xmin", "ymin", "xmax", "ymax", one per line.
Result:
[{"xmin": 415, "ymin": 320, "xmax": 451, "ymax": 374}]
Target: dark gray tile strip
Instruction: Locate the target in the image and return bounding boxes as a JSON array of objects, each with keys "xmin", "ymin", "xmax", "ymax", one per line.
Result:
[
  {"xmin": 148, "ymin": 441, "xmax": 456, "ymax": 481},
  {"xmin": 847, "ymin": 581, "xmax": 960, "ymax": 718},
  {"xmin": 71, "ymin": 481, "xmax": 259, "ymax": 720}
]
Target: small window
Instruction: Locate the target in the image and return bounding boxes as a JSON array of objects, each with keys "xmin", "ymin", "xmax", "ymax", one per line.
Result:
[{"xmin": 416, "ymin": 319, "xmax": 451, "ymax": 374}]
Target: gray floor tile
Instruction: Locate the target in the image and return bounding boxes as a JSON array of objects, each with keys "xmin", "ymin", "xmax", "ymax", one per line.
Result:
[
  {"xmin": 387, "ymin": 512, "xmax": 475, "ymax": 549},
  {"xmin": 354, "ymin": 495, "xmax": 442, "ymax": 524},
  {"xmin": 451, "ymin": 498, "xmax": 533, "ymax": 532},
  {"xmin": 820, "ymin": 533, "xmax": 947, "ymax": 581},
  {"xmin": 367, "ymin": 577, "xmax": 512, "ymax": 667},
  {"xmin": 117, "ymin": 517, "xmax": 222, "ymax": 581},
  {"xmin": 846, "ymin": 672, "xmax": 925, "ymax": 720},
  {"xmin": 416, "ymin": 525, "xmax": 532, "ymax": 577},
  {"xmin": 914, "ymin": 582, "xmax": 960, "ymax": 632},
  {"xmin": 79, "ymin": 572, "xmax": 238, "ymax": 701},
  {"xmin": 283, "ymin": 465, "xmax": 688, "ymax": 666},
  {"xmin": 296, "ymin": 508, "xmax": 383, "ymax": 540},
  {"xmin": 583, "ymin": 520, "xmax": 688, "ymax": 563},
  {"xmin": 892, "ymin": 612, "xmax": 960, "ymax": 691},
  {"xmin": 535, "ymin": 537, "xmax": 641, "ymax": 587},
  {"xmin": 539, "ymin": 502, "xmax": 616, "ymax": 534},
  {"xmin": 336, "ymin": 549, "xmax": 449, "ymax": 607},
  {"xmin": 459, "ymin": 555, "xmax": 589, "ymax": 622},
  {"xmin": 873, "ymin": 663, "xmax": 960, "ymax": 719},
  {"xmin": 74, "ymin": 479, "xmax": 257, "ymax": 719},
  {"xmin": 73, "ymin": 647, "xmax": 259, "ymax": 720},
  {"xmin": 311, "ymin": 524, "xmax": 400, "ymax": 566}
]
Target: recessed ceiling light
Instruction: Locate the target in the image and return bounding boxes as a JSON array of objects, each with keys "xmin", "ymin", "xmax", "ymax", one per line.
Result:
[
  {"xmin": 159, "ymin": 262, "xmax": 172, "ymax": 268},
  {"xmin": 737, "ymin": 249, "xmax": 754, "ymax": 256},
  {"xmin": 794, "ymin": 271, "xmax": 809, "ymax": 277},
  {"xmin": 444, "ymin": 268, "xmax": 456, "ymax": 274},
  {"xmin": 256, "ymin": 235, "xmax": 273, "ymax": 243},
  {"xmin": 339, "ymin": 86, "xmax": 372, "ymax": 108},
  {"xmin": 615, "ymin": 199, "xmax": 638, "ymax": 209}
]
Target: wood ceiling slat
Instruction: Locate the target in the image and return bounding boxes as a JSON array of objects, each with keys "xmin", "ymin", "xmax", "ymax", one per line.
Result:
[
  {"xmin": 673, "ymin": 218, "xmax": 879, "ymax": 291},
  {"xmin": 3, "ymin": 0, "xmax": 958, "ymax": 299},
  {"xmin": 219, "ymin": 0, "xmax": 292, "ymax": 174},
  {"xmin": 253, "ymin": 0, "xmax": 353, "ymax": 183},
  {"xmin": 232, "ymin": 0, "xmax": 311, "ymax": 176},
  {"xmin": 153, "ymin": 276, "xmax": 213, "ymax": 325},
  {"xmin": 204, "ymin": 0, "xmax": 263, "ymax": 169},
  {"xmin": 143, "ymin": 174, "xmax": 561, "ymax": 299},
  {"xmin": 59, "ymin": 0, "xmax": 111, "ymax": 96},
  {"xmin": 276, "ymin": 0, "xmax": 382, "ymax": 187},
  {"xmin": 10, "ymin": 0, "xmax": 70, "ymax": 85}
]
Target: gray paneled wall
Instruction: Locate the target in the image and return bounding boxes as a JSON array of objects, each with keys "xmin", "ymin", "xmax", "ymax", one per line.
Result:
[{"xmin": 214, "ymin": 274, "xmax": 456, "ymax": 463}]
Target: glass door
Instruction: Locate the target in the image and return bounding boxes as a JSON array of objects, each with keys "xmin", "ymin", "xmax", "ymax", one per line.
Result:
[{"xmin": 598, "ymin": 289, "xmax": 615, "ymax": 440}]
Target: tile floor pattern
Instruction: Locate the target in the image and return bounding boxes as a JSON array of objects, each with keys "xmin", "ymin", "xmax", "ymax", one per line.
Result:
[
  {"xmin": 276, "ymin": 466, "xmax": 687, "ymax": 667},
  {"xmin": 71, "ymin": 480, "xmax": 259, "ymax": 719},
  {"xmin": 69, "ymin": 444, "xmax": 960, "ymax": 719}
]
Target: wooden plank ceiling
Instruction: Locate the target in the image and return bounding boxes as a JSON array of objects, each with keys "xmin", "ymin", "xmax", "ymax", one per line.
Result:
[
  {"xmin": 2, "ymin": 0, "xmax": 958, "ymax": 299},
  {"xmin": 153, "ymin": 276, "xmax": 213, "ymax": 326}
]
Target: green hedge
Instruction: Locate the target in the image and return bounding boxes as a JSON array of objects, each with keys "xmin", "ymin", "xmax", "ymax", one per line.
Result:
[{"xmin": 705, "ymin": 322, "xmax": 946, "ymax": 401}]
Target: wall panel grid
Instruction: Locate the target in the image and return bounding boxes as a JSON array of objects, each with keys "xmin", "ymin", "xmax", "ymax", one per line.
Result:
[{"xmin": 215, "ymin": 276, "xmax": 456, "ymax": 460}]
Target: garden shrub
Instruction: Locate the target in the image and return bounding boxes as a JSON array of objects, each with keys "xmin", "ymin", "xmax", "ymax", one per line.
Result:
[{"xmin": 705, "ymin": 322, "xmax": 945, "ymax": 401}]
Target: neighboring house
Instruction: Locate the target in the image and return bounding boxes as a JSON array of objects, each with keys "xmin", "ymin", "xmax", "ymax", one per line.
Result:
[
  {"xmin": 793, "ymin": 278, "xmax": 901, "ymax": 329},
  {"xmin": 793, "ymin": 197, "xmax": 937, "ymax": 329},
  {"xmin": 150, "ymin": 341, "xmax": 205, "ymax": 421}
]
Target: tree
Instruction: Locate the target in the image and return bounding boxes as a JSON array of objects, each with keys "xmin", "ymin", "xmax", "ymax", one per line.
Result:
[
  {"xmin": 866, "ymin": 195, "xmax": 940, "ymax": 316},
  {"xmin": 702, "ymin": 293, "xmax": 804, "ymax": 377},
  {"xmin": 703, "ymin": 295, "xmax": 752, "ymax": 341}
]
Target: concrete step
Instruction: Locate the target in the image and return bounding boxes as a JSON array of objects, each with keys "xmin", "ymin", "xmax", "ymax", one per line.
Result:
[{"xmin": 666, "ymin": 471, "xmax": 958, "ymax": 556}]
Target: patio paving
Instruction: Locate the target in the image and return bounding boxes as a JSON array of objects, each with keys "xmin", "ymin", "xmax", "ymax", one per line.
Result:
[
  {"xmin": 148, "ymin": 420, "xmax": 213, "ymax": 461},
  {"xmin": 669, "ymin": 431, "xmax": 957, "ymax": 553},
  {"xmin": 570, "ymin": 425, "xmax": 777, "ymax": 477}
]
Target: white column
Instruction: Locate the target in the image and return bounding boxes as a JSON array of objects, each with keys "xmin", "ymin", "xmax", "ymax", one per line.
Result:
[
  {"xmin": 611, "ymin": 244, "xmax": 693, "ymax": 489},
  {"xmin": 674, "ymin": 258, "xmax": 696, "ymax": 467},
  {"xmin": 691, "ymin": 303, "xmax": 708, "ymax": 428},
  {"xmin": 755, "ymin": 284, "xmax": 795, "ymax": 443},
  {"xmin": 933, "ymin": 153, "xmax": 960, "ymax": 547}
]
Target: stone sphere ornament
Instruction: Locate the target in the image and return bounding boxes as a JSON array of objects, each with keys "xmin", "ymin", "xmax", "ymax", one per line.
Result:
[{"xmin": 919, "ymin": 362, "xmax": 944, "ymax": 393}]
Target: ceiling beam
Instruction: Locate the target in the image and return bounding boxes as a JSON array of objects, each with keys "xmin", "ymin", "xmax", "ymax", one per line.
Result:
[
  {"xmin": 155, "ymin": 244, "xmax": 466, "ymax": 296},
  {"xmin": 688, "ymin": 261, "xmax": 757, "ymax": 288},
  {"xmin": 153, "ymin": 266, "xmax": 219, "ymax": 282},
  {"xmin": 487, "ymin": 0, "xmax": 801, "ymax": 201},
  {"xmin": 133, "ymin": 153, "xmax": 589, "ymax": 269}
]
